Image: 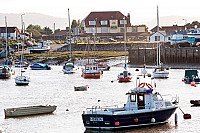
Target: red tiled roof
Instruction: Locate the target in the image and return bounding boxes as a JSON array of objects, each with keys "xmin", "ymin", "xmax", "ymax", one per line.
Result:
[
  {"xmin": 54, "ymin": 30, "xmax": 68, "ymax": 36},
  {"xmin": 84, "ymin": 11, "xmax": 131, "ymax": 27}
]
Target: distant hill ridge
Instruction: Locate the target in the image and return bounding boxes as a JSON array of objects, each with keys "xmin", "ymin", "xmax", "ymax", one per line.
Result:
[{"xmin": 0, "ymin": 13, "xmax": 200, "ymax": 31}]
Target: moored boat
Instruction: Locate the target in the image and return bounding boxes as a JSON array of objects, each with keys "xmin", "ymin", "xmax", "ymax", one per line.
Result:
[
  {"xmin": 74, "ymin": 85, "xmax": 89, "ymax": 91},
  {"xmin": 4, "ymin": 105, "xmax": 57, "ymax": 118},
  {"xmin": 190, "ymin": 100, "xmax": 200, "ymax": 106},
  {"xmin": 82, "ymin": 82, "xmax": 177, "ymax": 130},
  {"xmin": 183, "ymin": 70, "xmax": 200, "ymax": 84},
  {"xmin": 28, "ymin": 41, "xmax": 50, "ymax": 54},
  {"xmin": 15, "ymin": 75, "xmax": 30, "ymax": 85},
  {"xmin": 118, "ymin": 70, "xmax": 132, "ymax": 82},
  {"xmin": 153, "ymin": 65, "xmax": 169, "ymax": 78},
  {"xmin": 0, "ymin": 65, "xmax": 11, "ymax": 79},
  {"xmin": 30, "ymin": 63, "xmax": 51, "ymax": 70},
  {"xmin": 94, "ymin": 60, "xmax": 110, "ymax": 71},
  {"xmin": 63, "ymin": 62, "xmax": 77, "ymax": 74},
  {"xmin": 82, "ymin": 63, "xmax": 102, "ymax": 79}
]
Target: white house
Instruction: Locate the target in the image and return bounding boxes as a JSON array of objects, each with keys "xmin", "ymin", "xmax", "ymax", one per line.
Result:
[
  {"xmin": 150, "ymin": 31, "xmax": 169, "ymax": 42},
  {"xmin": 0, "ymin": 27, "xmax": 20, "ymax": 40}
]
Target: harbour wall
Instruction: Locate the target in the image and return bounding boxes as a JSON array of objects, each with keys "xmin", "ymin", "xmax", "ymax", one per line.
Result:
[
  {"xmin": 56, "ymin": 43, "xmax": 157, "ymax": 52},
  {"xmin": 128, "ymin": 46, "xmax": 200, "ymax": 66}
]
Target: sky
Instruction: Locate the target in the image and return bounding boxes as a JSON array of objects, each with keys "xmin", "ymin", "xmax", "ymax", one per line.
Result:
[{"xmin": 1, "ymin": 0, "xmax": 200, "ymax": 26}]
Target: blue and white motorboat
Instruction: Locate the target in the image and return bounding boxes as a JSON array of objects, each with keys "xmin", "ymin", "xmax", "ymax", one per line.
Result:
[
  {"xmin": 153, "ymin": 65, "xmax": 169, "ymax": 78},
  {"xmin": 28, "ymin": 41, "xmax": 50, "ymax": 53},
  {"xmin": 170, "ymin": 34, "xmax": 195, "ymax": 45},
  {"xmin": 82, "ymin": 82, "xmax": 177, "ymax": 130},
  {"xmin": 30, "ymin": 63, "xmax": 51, "ymax": 70},
  {"xmin": 63, "ymin": 62, "xmax": 77, "ymax": 74}
]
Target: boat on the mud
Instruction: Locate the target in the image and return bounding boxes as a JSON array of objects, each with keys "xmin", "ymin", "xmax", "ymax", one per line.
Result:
[
  {"xmin": 28, "ymin": 41, "xmax": 50, "ymax": 53},
  {"xmin": 82, "ymin": 63, "xmax": 102, "ymax": 79},
  {"xmin": 118, "ymin": 70, "xmax": 132, "ymax": 82},
  {"xmin": 94, "ymin": 59, "xmax": 110, "ymax": 71},
  {"xmin": 82, "ymin": 82, "xmax": 177, "ymax": 130},
  {"xmin": 183, "ymin": 70, "xmax": 200, "ymax": 84},
  {"xmin": 74, "ymin": 85, "xmax": 89, "ymax": 91},
  {"xmin": 0, "ymin": 65, "xmax": 11, "ymax": 79},
  {"xmin": 30, "ymin": 63, "xmax": 51, "ymax": 70},
  {"xmin": 4, "ymin": 105, "xmax": 57, "ymax": 118},
  {"xmin": 190, "ymin": 100, "xmax": 200, "ymax": 106}
]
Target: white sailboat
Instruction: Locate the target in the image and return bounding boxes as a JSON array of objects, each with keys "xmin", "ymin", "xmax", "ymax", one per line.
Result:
[
  {"xmin": 117, "ymin": 17, "xmax": 132, "ymax": 82},
  {"xmin": 153, "ymin": 6, "xmax": 169, "ymax": 78},
  {"xmin": 63, "ymin": 8, "xmax": 77, "ymax": 74},
  {"xmin": 15, "ymin": 17, "xmax": 30, "ymax": 85}
]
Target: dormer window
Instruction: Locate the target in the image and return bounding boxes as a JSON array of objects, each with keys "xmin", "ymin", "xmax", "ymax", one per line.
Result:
[
  {"xmin": 101, "ymin": 21, "xmax": 108, "ymax": 25},
  {"xmin": 89, "ymin": 21, "xmax": 96, "ymax": 25}
]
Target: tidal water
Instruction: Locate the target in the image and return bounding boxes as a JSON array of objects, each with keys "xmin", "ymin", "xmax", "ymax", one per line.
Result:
[{"xmin": 0, "ymin": 61, "xmax": 200, "ymax": 133}]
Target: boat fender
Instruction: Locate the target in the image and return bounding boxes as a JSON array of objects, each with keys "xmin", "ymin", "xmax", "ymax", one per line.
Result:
[
  {"xmin": 138, "ymin": 83, "xmax": 145, "ymax": 88},
  {"xmin": 134, "ymin": 118, "xmax": 138, "ymax": 122},
  {"xmin": 115, "ymin": 122, "xmax": 120, "ymax": 126},
  {"xmin": 146, "ymin": 83, "xmax": 153, "ymax": 89},
  {"xmin": 151, "ymin": 118, "xmax": 156, "ymax": 123}
]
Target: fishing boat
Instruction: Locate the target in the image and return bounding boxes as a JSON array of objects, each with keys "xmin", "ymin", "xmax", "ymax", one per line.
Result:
[
  {"xmin": 82, "ymin": 63, "xmax": 102, "ymax": 79},
  {"xmin": 153, "ymin": 6, "xmax": 169, "ymax": 78},
  {"xmin": 94, "ymin": 59, "xmax": 110, "ymax": 71},
  {"xmin": 30, "ymin": 63, "xmax": 51, "ymax": 70},
  {"xmin": 4, "ymin": 105, "xmax": 57, "ymax": 118},
  {"xmin": 182, "ymin": 70, "xmax": 200, "ymax": 84},
  {"xmin": 0, "ymin": 65, "xmax": 11, "ymax": 79},
  {"xmin": 82, "ymin": 81, "xmax": 177, "ymax": 130},
  {"xmin": 63, "ymin": 8, "xmax": 77, "ymax": 74},
  {"xmin": 117, "ymin": 17, "xmax": 132, "ymax": 82},
  {"xmin": 13, "ymin": 61, "xmax": 29, "ymax": 68}
]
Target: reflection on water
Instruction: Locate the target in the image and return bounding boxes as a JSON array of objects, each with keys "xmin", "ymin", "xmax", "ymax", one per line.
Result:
[{"xmin": 0, "ymin": 64, "xmax": 199, "ymax": 133}]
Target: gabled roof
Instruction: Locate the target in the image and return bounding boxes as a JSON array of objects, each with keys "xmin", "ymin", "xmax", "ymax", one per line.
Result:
[
  {"xmin": 0, "ymin": 27, "xmax": 19, "ymax": 33},
  {"xmin": 84, "ymin": 11, "xmax": 131, "ymax": 27}
]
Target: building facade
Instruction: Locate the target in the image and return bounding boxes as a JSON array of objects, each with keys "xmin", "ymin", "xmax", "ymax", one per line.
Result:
[{"xmin": 0, "ymin": 27, "xmax": 20, "ymax": 40}]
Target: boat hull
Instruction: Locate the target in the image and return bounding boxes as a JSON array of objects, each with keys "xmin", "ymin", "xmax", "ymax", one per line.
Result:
[
  {"xmin": 153, "ymin": 72, "xmax": 169, "ymax": 78},
  {"xmin": 15, "ymin": 77, "xmax": 30, "ymax": 86},
  {"xmin": 0, "ymin": 73, "xmax": 11, "ymax": 79},
  {"xmin": 118, "ymin": 77, "xmax": 132, "ymax": 82},
  {"xmin": 184, "ymin": 78, "xmax": 200, "ymax": 84},
  {"xmin": 82, "ymin": 73, "xmax": 101, "ymax": 79},
  {"xmin": 4, "ymin": 105, "xmax": 57, "ymax": 118},
  {"xmin": 82, "ymin": 107, "xmax": 177, "ymax": 130}
]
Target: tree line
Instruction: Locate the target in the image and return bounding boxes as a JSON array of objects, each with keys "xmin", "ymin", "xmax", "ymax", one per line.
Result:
[{"xmin": 26, "ymin": 19, "xmax": 81, "ymax": 37}]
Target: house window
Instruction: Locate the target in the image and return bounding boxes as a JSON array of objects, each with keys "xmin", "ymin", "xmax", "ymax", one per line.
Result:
[
  {"xmin": 120, "ymin": 28, "xmax": 125, "ymax": 33},
  {"xmin": 89, "ymin": 21, "xmax": 96, "ymax": 26},
  {"xmin": 101, "ymin": 21, "xmax": 108, "ymax": 25},
  {"xmin": 120, "ymin": 20, "xmax": 127, "ymax": 25},
  {"xmin": 89, "ymin": 28, "xmax": 96, "ymax": 33},
  {"xmin": 101, "ymin": 27, "xmax": 108, "ymax": 33},
  {"xmin": 155, "ymin": 36, "xmax": 160, "ymax": 41}
]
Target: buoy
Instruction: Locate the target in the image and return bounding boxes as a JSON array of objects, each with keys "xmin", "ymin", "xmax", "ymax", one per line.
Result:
[
  {"xmin": 191, "ymin": 81, "xmax": 195, "ymax": 86},
  {"xmin": 66, "ymin": 109, "xmax": 69, "ymax": 111},
  {"xmin": 183, "ymin": 114, "xmax": 191, "ymax": 119},
  {"xmin": 182, "ymin": 79, "xmax": 185, "ymax": 82},
  {"xmin": 115, "ymin": 122, "xmax": 120, "ymax": 126},
  {"xmin": 111, "ymin": 80, "xmax": 113, "ymax": 83},
  {"xmin": 179, "ymin": 107, "xmax": 191, "ymax": 119},
  {"xmin": 135, "ymin": 69, "xmax": 139, "ymax": 71},
  {"xmin": 140, "ymin": 65, "xmax": 143, "ymax": 68},
  {"xmin": 151, "ymin": 118, "xmax": 156, "ymax": 123},
  {"xmin": 98, "ymin": 100, "xmax": 101, "ymax": 102}
]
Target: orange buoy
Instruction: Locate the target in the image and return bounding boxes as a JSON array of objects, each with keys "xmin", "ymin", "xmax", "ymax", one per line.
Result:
[
  {"xmin": 140, "ymin": 65, "xmax": 143, "ymax": 68},
  {"xmin": 191, "ymin": 81, "xmax": 195, "ymax": 86}
]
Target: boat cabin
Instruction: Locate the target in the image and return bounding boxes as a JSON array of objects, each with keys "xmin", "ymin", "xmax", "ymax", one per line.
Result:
[
  {"xmin": 124, "ymin": 87, "xmax": 171, "ymax": 111},
  {"xmin": 84, "ymin": 63, "xmax": 100, "ymax": 73},
  {"xmin": 185, "ymin": 70, "xmax": 199, "ymax": 79},
  {"xmin": 119, "ymin": 71, "xmax": 131, "ymax": 77}
]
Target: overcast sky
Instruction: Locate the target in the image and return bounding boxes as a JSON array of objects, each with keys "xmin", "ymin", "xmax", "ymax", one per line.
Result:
[{"xmin": 1, "ymin": 0, "xmax": 200, "ymax": 25}]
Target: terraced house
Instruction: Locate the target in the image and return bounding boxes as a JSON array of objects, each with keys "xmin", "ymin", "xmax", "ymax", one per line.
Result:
[{"xmin": 81, "ymin": 11, "xmax": 149, "ymax": 41}]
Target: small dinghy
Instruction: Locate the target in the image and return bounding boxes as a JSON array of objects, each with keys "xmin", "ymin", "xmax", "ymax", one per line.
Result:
[
  {"xmin": 190, "ymin": 100, "xmax": 200, "ymax": 106},
  {"xmin": 4, "ymin": 105, "xmax": 57, "ymax": 118},
  {"xmin": 74, "ymin": 85, "xmax": 89, "ymax": 91}
]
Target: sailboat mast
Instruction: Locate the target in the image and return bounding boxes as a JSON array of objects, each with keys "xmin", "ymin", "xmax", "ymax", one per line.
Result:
[
  {"xmin": 124, "ymin": 16, "xmax": 127, "ymax": 70},
  {"xmin": 157, "ymin": 5, "xmax": 160, "ymax": 66},
  {"xmin": 68, "ymin": 8, "xmax": 72, "ymax": 62},
  {"xmin": 5, "ymin": 16, "xmax": 8, "ymax": 65}
]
